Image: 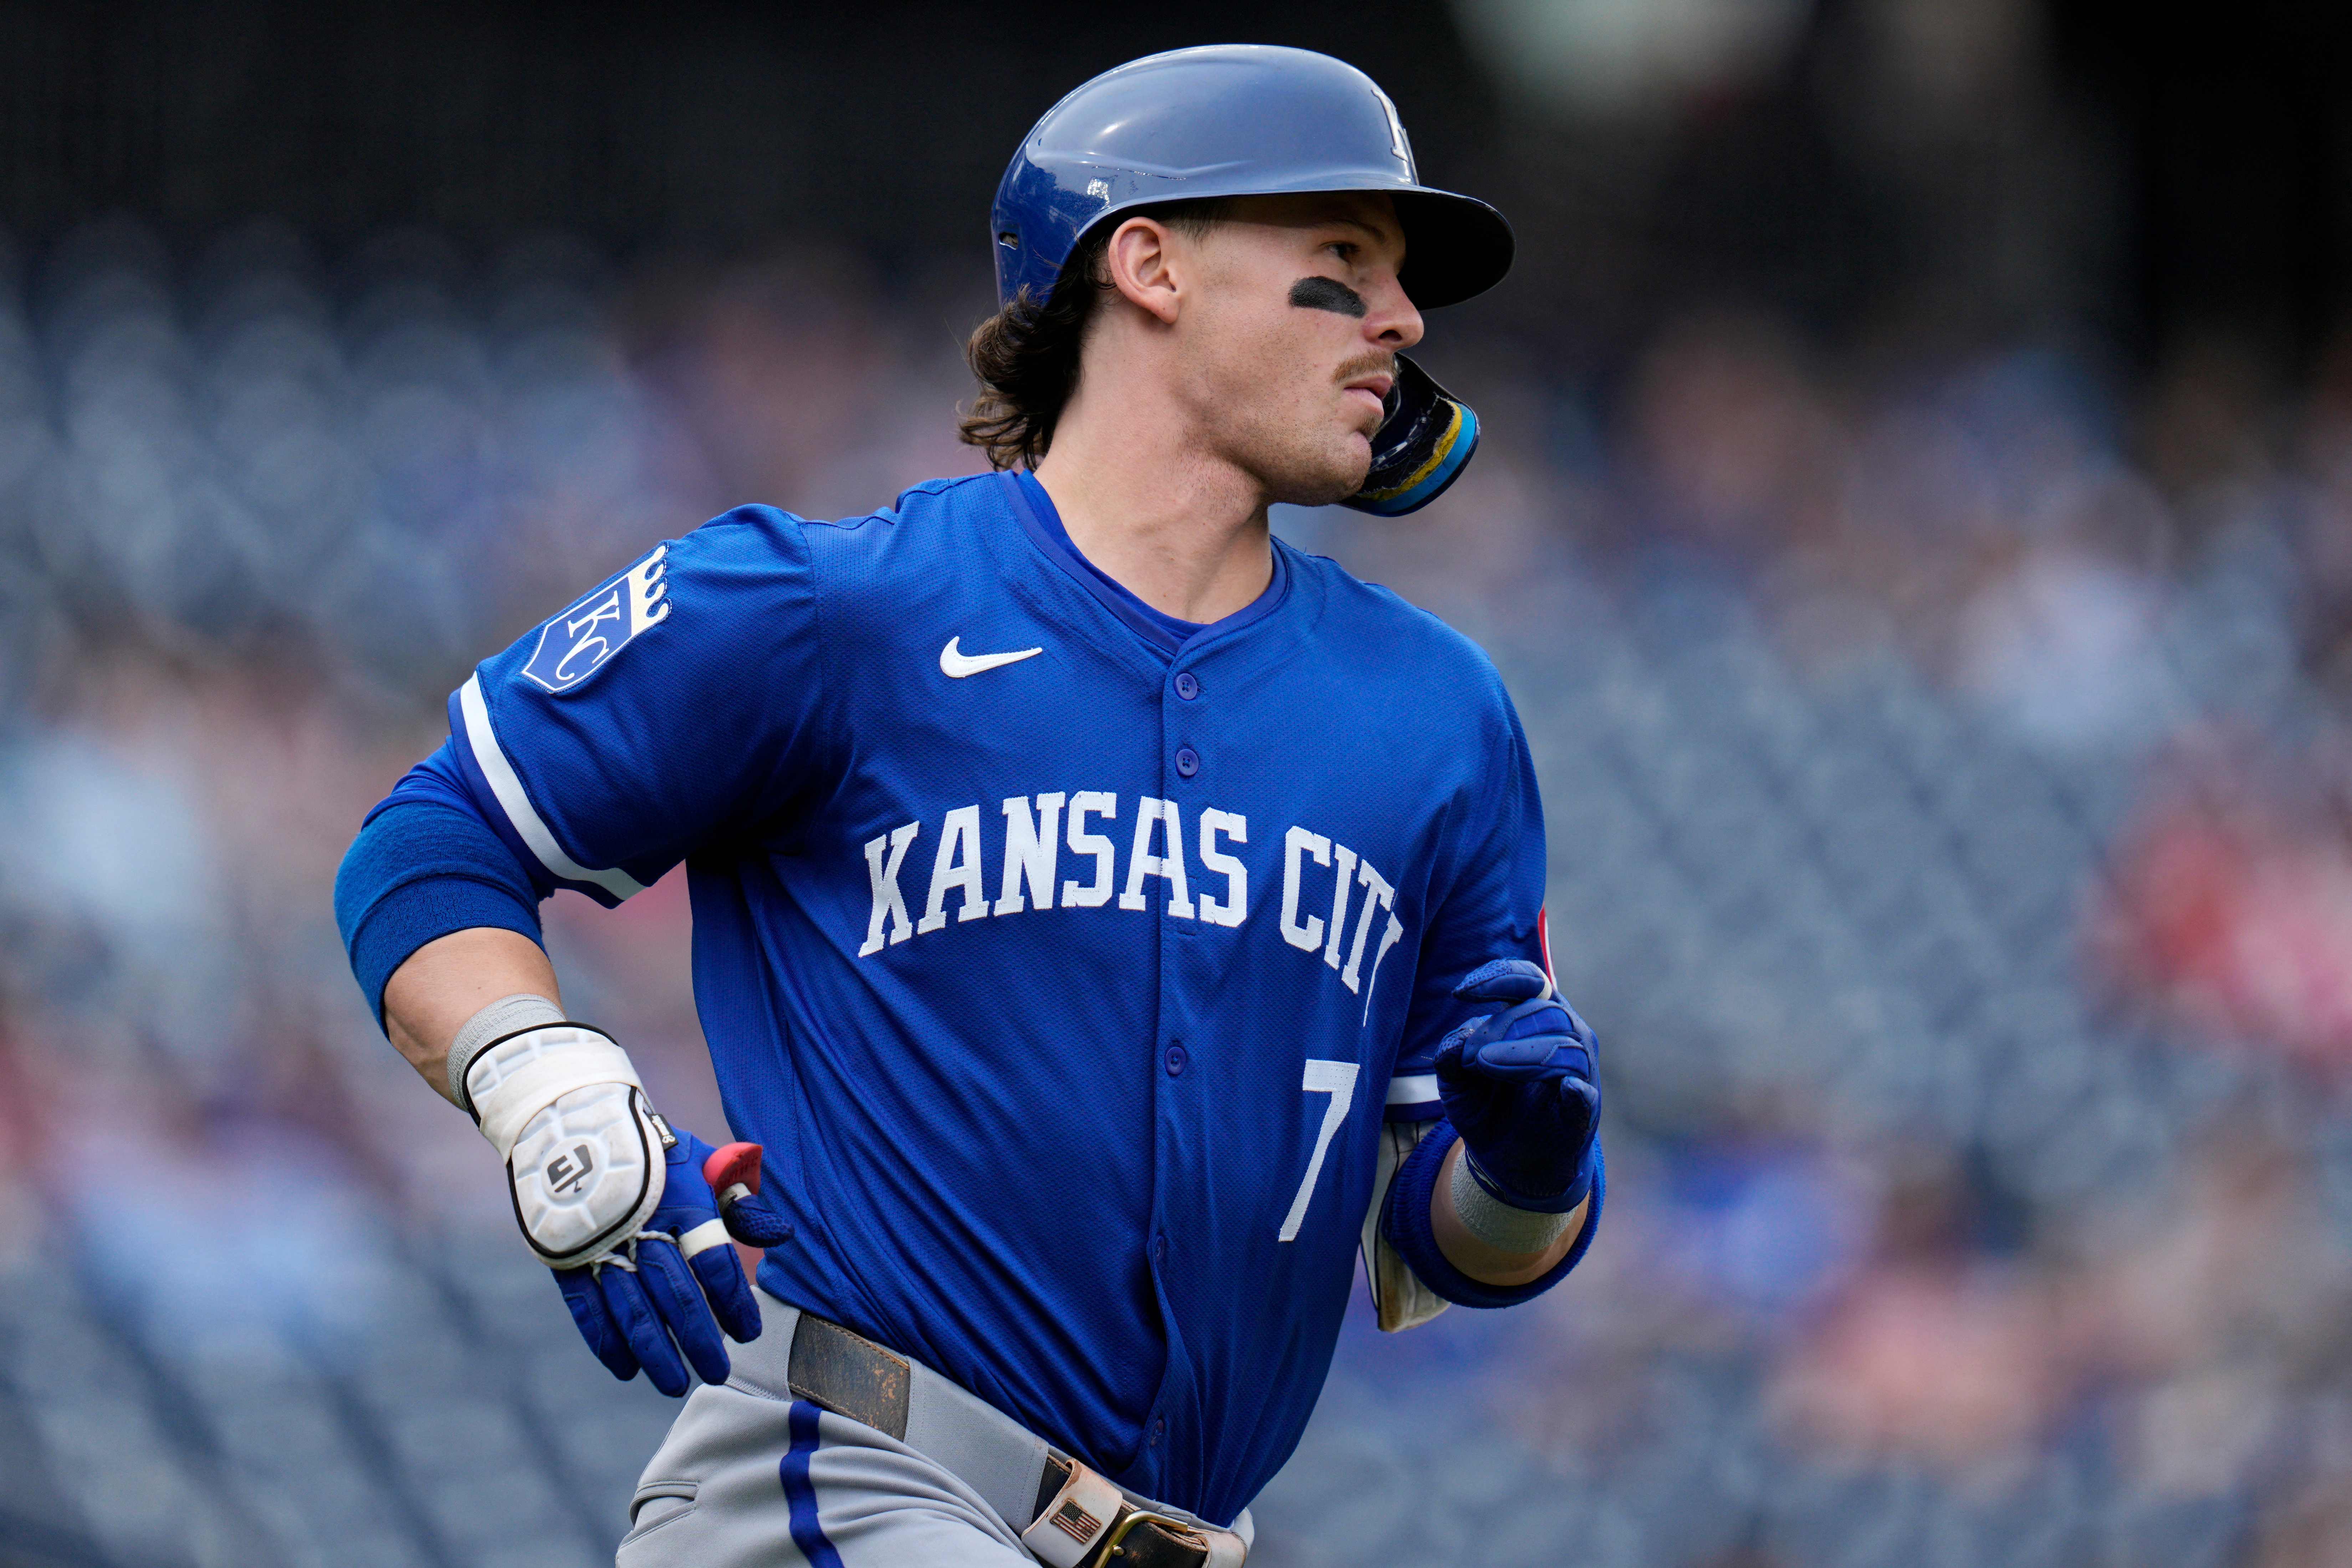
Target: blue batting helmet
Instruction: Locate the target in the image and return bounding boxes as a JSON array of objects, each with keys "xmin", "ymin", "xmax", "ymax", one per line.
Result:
[{"xmin": 990, "ymin": 45, "xmax": 1514, "ymax": 314}]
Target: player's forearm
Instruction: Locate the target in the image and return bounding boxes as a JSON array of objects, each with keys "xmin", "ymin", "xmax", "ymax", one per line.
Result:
[
  {"xmin": 1428, "ymin": 1137, "xmax": 1588, "ymax": 1286},
  {"xmin": 382, "ymin": 926, "xmax": 563, "ymax": 1105}
]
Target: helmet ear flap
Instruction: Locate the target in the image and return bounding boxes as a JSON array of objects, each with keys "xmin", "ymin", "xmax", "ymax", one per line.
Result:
[{"xmin": 1343, "ymin": 355, "xmax": 1479, "ymax": 516}]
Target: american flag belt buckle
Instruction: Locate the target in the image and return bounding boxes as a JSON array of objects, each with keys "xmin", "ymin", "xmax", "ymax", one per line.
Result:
[
  {"xmin": 1019, "ymin": 1460, "xmax": 1228, "ymax": 1568},
  {"xmin": 1020, "ymin": 1461, "xmax": 1126, "ymax": 1568}
]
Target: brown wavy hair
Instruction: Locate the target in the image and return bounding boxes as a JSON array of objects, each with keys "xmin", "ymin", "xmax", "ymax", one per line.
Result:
[{"xmin": 959, "ymin": 199, "xmax": 1230, "ymax": 470}]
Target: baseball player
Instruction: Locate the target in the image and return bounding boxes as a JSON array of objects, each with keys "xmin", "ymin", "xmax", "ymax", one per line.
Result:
[{"xmin": 335, "ymin": 44, "xmax": 1602, "ymax": 1568}]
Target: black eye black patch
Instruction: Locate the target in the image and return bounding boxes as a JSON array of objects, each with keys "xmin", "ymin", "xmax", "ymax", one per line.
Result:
[{"xmin": 1289, "ymin": 276, "xmax": 1367, "ymax": 318}]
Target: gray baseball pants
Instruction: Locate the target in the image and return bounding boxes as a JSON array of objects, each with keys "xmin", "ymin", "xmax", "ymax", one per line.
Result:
[{"xmin": 614, "ymin": 1291, "xmax": 1252, "ymax": 1567}]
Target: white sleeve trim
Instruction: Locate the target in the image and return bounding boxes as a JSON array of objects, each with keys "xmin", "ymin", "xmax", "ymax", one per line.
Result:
[
  {"xmin": 459, "ymin": 673, "xmax": 649, "ymax": 901},
  {"xmin": 1385, "ymin": 1073, "xmax": 1438, "ymax": 1106}
]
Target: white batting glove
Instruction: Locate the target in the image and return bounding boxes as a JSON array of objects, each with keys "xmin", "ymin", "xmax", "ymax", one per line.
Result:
[{"xmin": 462, "ymin": 1021, "xmax": 668, "ymax": 1269}]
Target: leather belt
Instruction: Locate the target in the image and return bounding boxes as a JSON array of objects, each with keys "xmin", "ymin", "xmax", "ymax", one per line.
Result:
[{"xmin": 779, "ymin": 1310, "xmax": 1245, "ymax": 1568}]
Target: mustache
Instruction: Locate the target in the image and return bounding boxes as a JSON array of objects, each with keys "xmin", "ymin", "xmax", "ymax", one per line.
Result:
[{"xmin": 1335, "ymin": 352, "xmax": 1397, "ymax": 389}]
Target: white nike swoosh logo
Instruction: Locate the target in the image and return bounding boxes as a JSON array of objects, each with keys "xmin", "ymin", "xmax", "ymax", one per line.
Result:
[{"xmin": 940, "ymin": 637, "xmax": 1043, "ymax": 678}]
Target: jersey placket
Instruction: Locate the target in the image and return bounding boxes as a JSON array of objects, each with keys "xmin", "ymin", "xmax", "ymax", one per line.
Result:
[
  {"xmin": 1131, "ymin": 623, "xmax": 1290, "ymax": 1502},
  {"xmin": 996, "ymin": 474, "xmax": 1316, "ymax": 1506},
  {"xmin": 1136, "ymin": 645, "xmax": 1209, "ymax": 1498}
]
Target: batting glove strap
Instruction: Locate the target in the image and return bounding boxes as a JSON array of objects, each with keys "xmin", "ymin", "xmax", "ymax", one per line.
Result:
[
  {"xmin": 461, "ymin": 1022, "xmax": 644, "ymax": 1155},
  {"xmin": 463, "ymin": 1021, "xmax": 668, "ymax": 1272},
  {"xmin": 1380, "ymin": 1120, "xmax": 1606, "ymax": 1311},
  {"xmin": 1459, "ymin": 1134, "xmax": 1599, "ymax": 1216},
  {"xmin": 446, "ymin": 992, "xmax": 567, "ymax": 1105},
  {"xmin": 1452, "ymin": 1146, "xmax": 1583, "ymax": 1252}
]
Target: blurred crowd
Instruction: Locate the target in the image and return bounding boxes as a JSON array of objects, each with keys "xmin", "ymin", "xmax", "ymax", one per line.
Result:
[{"xmin": 6, "ymin": 216, "xmax": 2352, "ymax": 1567}]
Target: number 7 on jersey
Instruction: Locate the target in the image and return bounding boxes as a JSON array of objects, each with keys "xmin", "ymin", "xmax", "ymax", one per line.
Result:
[{"xmin": 1278, "ymin": 1059, "xmax": 1361, "ymax": 1241}]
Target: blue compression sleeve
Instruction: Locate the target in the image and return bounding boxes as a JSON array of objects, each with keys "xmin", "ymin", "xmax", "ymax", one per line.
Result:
[
  {"xmin": 1379, "ymin": 1120, "xmax": 1605, "ymax": 1309},
  {"xmin": 335, "ymin": 749, "xmax": 547, "ymax": 1025}
]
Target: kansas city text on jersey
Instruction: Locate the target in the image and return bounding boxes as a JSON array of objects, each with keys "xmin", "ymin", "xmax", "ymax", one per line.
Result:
[{"xmin": 861, "ymin": 793, "xmax": 1407, "ymax": 1001}]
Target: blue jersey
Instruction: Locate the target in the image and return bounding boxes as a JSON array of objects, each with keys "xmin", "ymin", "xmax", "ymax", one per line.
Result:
[{"xmin": 433, "ymin": 470, "xmax": 1547, "ymax": 1524}]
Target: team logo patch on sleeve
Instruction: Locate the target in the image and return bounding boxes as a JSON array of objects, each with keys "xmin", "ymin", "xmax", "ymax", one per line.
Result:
[{"xmin": 522, "ymin": 546, "xmax": 671, "ymax": 693}]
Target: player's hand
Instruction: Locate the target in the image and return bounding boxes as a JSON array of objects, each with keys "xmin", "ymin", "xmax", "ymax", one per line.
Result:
[
  {"xmin": 553, "ymin": 1127, "xmax": 795, "ymax": 1397},
  {"xmin": 1433, "ymin": 959, "xmax": 1601, "ymax": 1214}
]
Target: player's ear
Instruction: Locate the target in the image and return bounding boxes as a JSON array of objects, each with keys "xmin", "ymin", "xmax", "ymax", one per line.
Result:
[{"xmin": 1102, "ymin": 216, "xmax": 1183, "ymax": 325}]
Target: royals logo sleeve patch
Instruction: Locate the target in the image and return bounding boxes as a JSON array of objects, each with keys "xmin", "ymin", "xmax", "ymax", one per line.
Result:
[{"xmin": 522, "ymin": 546, "xmax": 672, "ymax": 694}]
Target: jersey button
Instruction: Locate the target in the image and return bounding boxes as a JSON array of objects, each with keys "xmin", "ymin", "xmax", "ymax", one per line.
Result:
[
  {"xmin": 1153, "ymin": 1234, "xmax": 1169, "ymax": 1268},
  {"xmin": 1174, "ymin": 671, "xmax": 1201, "ymax": 701},
  {"xmin": 1150, "ymin": 1417, "xmax": 1166, "ymax": 1447},
  {"xmin": 1175, "ymin": 746, "xmax": 1200, "ymax": 777},
  {"xmin": 1164, "ymin": 1043, "xmax": 1187, "ymax": 1076}
]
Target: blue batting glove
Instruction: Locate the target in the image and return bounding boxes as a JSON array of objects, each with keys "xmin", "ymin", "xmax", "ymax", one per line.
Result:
[
  {"xmin": 553, "ymin": 1125, "xmax": 794, "ymax": 1396},
  {"xmin": 1434, "ymin": 959, "xmax": 1601, "ymax": 1214}
]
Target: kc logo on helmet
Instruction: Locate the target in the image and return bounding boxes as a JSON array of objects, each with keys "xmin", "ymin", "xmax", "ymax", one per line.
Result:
[{"xmin": 522, "ymin": 546, "xmax": 671, "ymax": 694}]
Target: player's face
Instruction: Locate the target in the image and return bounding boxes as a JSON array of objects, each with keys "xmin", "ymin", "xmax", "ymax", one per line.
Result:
[{"xmin": 1179, "ymin": 193, "xmax": 1424, "ymax": 506}]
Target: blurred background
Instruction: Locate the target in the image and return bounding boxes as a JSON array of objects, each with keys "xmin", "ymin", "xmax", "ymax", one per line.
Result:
[{"xmin": 4, "ymin": 1, "xmax": 2352, "ymax": 1564}]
